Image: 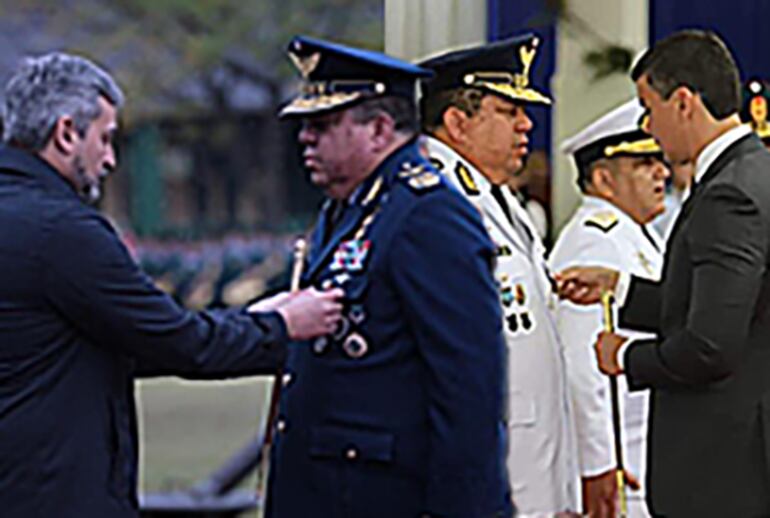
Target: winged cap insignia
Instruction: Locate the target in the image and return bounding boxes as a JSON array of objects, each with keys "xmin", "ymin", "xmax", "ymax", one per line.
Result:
[
  {"xmin": 290, "ymin": 51, "xmax": 321, "ymax": 79},
  {"xmin": 516, "ymin": 40, "xmax": 537, "ymax": 88}
]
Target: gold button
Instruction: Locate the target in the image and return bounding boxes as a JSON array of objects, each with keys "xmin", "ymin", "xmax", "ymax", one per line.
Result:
[
  {"xmin": 282, "ymin": 372, "xmax": 293, "ymax": 387},
  {"xmin": 276, "ymin": 419, "xmax": 286, "ymax": 432},
  {"xmin": 345, "ymin": 447, "xmax": 358, "ymax": 460}
]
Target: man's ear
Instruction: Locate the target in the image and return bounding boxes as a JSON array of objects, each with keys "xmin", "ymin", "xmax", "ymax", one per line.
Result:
[
  {"xmin": 589, "ymin": 165, "xmax": 616, "ymax": 199},
  {"xmin": 672, "ymin": 86, "xmax": 695, "ymax": 120},
  {"xmin": 441, "ymin": 106, "xmax": 470, "ymax": 144},
  {"xmin": 50, "ymin": 116, "xmax": 79, "ymax": 156},
  {"xmin": 368, "ymin": 112, "xmax": 396, "ymax": 152}
]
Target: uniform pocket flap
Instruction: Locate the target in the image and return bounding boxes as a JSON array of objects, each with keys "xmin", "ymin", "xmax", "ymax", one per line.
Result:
[
  {"xmin": 309, "ymin": 425, "xmax": 394, "ymax": 462},
  {"xmin": 509, "ymin": 391, "xmax": 537, "ymax": 427}
]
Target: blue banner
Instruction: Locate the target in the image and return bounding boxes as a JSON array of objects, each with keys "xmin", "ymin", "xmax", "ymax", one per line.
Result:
[{"xmin": 651, "ymin": 0, "xmax": 770, "ymax": 81}]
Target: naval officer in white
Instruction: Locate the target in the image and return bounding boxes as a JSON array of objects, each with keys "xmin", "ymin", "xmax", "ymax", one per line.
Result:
[
  {"xmin": 419, "ymin": 35, "xmax": 580, "ymax": 516},
  {"xmin": 551, "ymin": 99, "xmax": 669, "ymax": 517}
]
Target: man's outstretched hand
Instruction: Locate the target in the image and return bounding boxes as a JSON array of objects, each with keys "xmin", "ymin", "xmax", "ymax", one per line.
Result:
[
  {"xmin": 249, "ymin": 287, "xmax": 344, "ymax": 340},
  {"xmin": 555, "ymin": 266, "xmax": 620, "ymax": 305}
]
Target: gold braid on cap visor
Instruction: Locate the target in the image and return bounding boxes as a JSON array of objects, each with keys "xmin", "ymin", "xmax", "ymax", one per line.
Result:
[{"xmin": 604, "ymin": 138, "xmax": 660, "ymax": 157}]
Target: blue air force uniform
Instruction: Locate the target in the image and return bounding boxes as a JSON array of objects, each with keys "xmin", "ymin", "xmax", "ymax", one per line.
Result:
[{"xmin": 266, "ymin": 37, "xmax": 513, "ymax": 518}]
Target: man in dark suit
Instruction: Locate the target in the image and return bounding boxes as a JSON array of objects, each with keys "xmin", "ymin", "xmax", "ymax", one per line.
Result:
[
  {"xmin": 0, "ymin": 52, "xmax": 342, "ymax": 517},
  {"xmin": 265, "ymin": 36, "xmax": 513, "ymax": 518},
  {"xmin": 557, "ymin": 30, "xmax": 770, "ymax": 517}
]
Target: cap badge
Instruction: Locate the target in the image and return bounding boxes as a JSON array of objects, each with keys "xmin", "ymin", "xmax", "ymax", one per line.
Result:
[{"xmin": 289, "ymin": 51, "xmax": 321, "ymax": 79}]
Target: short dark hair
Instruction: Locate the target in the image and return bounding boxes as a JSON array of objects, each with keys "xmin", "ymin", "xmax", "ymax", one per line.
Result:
[
  {"xmin": 349, "ymin": 95, "xmax": 419, "ymax": 135},
  {"xmin": 631, "ymin": 30, "xmax": 740, "ymax": 120},
  {"xmin": 577, "ymin": 158, "xmax": 616, "ymax": 193},
  {"xmin": 420, "ymin": 87, "xmax": 485, "ymax": 133}
]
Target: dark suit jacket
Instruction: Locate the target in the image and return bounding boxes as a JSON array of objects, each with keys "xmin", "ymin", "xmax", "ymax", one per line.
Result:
[
  {"xmin": 620, "ymin": 134, "xmax": 770, "ymax": 517},
  {"xmin": 265, "ymin": 141, "xmax": 513, "ymax": 518},
  {"xmin": 0, "ymin": 147, "xmax": 289, "ymax": 517}
]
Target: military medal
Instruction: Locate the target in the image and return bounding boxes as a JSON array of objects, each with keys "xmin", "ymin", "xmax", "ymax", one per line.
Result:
[
  {"xmin": 501, "ymin": 285, "xmax": 514, "ymax": 307},
  {"xmin": 331, "ymin": 239, "xmax": 371, "ymax": 272},
  {"xmin": 506, "ymin": 314, "xmax": 519, "ymax": 333},
  {"xmin": 333, "ymin": 273, "xmax": 351, "ymax": 286},
  {"xmin": 514, "ymin": 284, "xmax": 526, "ymax": 305},
  {"xmin": 520, "ymin": 312, "xmax": 532, "ymax": 331},
  {"xmin": 332, "ymin": 316, "xmax": 351, "ymax": 341},
  {"xmin": 349, "ymin": 304, "xmax": 366, "ymax": 325},
  {"xmin": 342, "ymin": 332, "xmax": 369, "ymax": 358}
]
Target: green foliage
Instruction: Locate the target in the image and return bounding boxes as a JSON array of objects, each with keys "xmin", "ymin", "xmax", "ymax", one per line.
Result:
[
  {"xmin": 0, "ymin": 0, "xmax": 382, "ymax": 118},
  {"xmin": 584, "ymin": 45, "xmax": 634, "ymax": 80}
]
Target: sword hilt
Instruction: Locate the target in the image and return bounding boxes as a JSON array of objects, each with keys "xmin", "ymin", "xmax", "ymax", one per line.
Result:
[
  {"xmin": 290, "ymin": 237, "xmax": 307, "ymax": 293},
  {"xmin": 602, "ymin": 290, "xmax": 628, "ymax": 517}
]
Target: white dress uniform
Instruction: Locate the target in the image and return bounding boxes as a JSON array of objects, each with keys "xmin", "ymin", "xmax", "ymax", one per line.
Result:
[
  {"xmin": 550, "ymin": 205, "xmax": 664, "ymax": 517},
  {"xmin": 552, "ymin": 98, "xmax": 666, "ymax": 518},
  {"xmin": 550, "ymin": 197, "xmax": 662, "ymax": 517},
  {"xmin": 426, "ymin": 136, "xmax": 579, "ymax": 516}
]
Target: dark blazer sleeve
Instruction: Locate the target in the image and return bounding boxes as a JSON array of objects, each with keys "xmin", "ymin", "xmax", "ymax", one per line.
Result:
[
  {"xmin": 389, "ymin": 191, "xmax": 512, "ymax": 518},
  {"xmin": 42, "ymin": 210, "xmax": 288, "ymax": 378},
  {"xmin": 625, "ymin": 184, "xmax": 766, "ymax": 390},
  {"xmin": 619, "ymin": 276, "xmax": 662, "ymax": 333}
]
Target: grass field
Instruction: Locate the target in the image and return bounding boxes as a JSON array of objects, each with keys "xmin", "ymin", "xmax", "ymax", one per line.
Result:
[{"xmin": 137, "ymin": 376, "xmax": 274, "ymax": 516}]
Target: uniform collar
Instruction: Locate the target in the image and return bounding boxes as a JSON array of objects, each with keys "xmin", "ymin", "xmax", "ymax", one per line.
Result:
[
  {"xmin": 581, "ymin": 195, "xmax": 639, "ymax": 231},
  {"xmin": 424, "ymin": 135, "xmax": 492, "ymax": 196},
  {"xmin": 0, "ymin": 145, "xmax": 78, "ymax": 198},
  {"xmin": 581, "ymin": 195, "xmax": 663, "ymax": 250},
  {"xmin": 347, "ymin": 137, "xmax": 421, "ymax": 207}
]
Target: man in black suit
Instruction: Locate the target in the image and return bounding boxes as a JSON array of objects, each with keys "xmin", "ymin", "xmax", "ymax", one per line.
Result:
[{"xmin": 557, "ymin": 30, "xmax": 770, "ymax": 517}]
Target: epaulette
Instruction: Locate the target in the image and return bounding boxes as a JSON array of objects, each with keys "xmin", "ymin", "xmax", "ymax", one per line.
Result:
[
  {"xmin": 584, "ymin": 211, "xmax": 619, "ymax": 233},
  {"xmin": 454, "ymin": 162, "xmax": 480, "ymax": 196},
  {"xmin": 398, "ymin": 162, "xmax": 441, "ymax": 192},
  {"xmin": 429, "ymin": 157, "xmax": 445, "ymax": 172}
]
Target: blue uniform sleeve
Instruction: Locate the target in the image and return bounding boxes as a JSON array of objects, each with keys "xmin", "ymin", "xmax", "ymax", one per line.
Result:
[
  {"xmin": 42, "ymin": 210, "xmax": 288, "ymax": 378},
  {"xmin": 388, "ymin": 190, "xmax": 512, "ymax": 517}
]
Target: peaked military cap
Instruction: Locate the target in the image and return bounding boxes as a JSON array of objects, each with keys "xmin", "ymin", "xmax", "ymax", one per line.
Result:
[
  {"xmin": 741, "ymin": 78, "xmax": 770, "ymax": 142},
  {"xmin": 279, "ymin": 35, "xmax": 433, "ymax": 118},
  {"xmin": 418, "ymin": 34, "xmax": 551, "ymax": 106},
  {"xmin": 561, "ymin": 99, "xmax": 661, "ymax": 184}
]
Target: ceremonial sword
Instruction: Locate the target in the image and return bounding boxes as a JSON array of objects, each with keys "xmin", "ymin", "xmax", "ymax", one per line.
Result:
[
  {"xmin": 602, "ymin": 290, "xmax": 628, "ymax": 518},
  {"xmin": 256, "ymin": 237, "xmax": 307, "ymax": 498}
]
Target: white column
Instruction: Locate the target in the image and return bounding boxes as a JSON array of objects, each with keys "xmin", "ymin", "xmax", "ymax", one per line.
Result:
[
  {"xmin": 384, "ymin": 0, "xmax": 486, "ymax": 61},
  {"xmin": 552, "ymin": 0, "xmax": 649, "ymax": 233}
]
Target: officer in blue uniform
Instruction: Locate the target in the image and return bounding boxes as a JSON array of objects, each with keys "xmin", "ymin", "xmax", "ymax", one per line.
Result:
[{"xmin": 266, "ymin": 36, "xmax": 513, "ymax": 518}]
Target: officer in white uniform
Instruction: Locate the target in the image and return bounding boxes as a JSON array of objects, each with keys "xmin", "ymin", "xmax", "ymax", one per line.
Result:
[
  {"xmin": 419, "ymin": 35, "xmax": 580, "ymax": 517},
  {"xmin": 550, "ymin": 100, "xmax": 669, "ymax": 518}
]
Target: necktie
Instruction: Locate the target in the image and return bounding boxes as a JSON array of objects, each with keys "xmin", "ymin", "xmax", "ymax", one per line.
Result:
[
  {"xmin": 491, "ymin": 185, "xmax": 534, "ymax": 253},
  {"xmin": 640, "ymin": 225, "xmax": 660, "ymax": 253},
  {"xmin": 323, "ymin": 200, "xmax": 347, "ymax": 244}
]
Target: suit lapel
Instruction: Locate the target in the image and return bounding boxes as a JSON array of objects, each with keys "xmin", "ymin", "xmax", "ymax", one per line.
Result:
[
  {"xmin": 305, "ymin": 200, "xmax": 367, "ymax": 282},
  {"xmin": 674, "ymin": 134, "xmax": 758, "ymax": 234}
]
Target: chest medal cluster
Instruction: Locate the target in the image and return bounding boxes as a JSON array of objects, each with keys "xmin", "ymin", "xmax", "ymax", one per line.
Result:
[{"xmin": 499, "ymin": 273, "xmax": 534, "ymax": 335}]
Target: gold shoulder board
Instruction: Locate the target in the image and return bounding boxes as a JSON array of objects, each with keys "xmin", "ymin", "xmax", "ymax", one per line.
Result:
[{"xmin": 584, "ymin": 211, "xmax": 619, "ymax": 233}]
